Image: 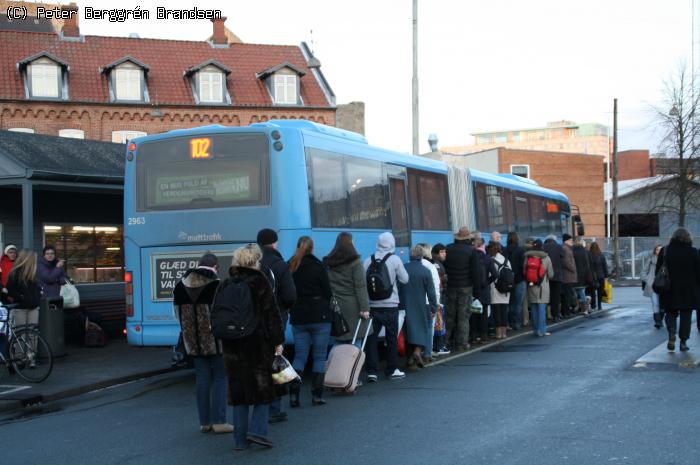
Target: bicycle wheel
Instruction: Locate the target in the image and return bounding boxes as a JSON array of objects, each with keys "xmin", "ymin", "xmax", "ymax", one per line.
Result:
[{"xmin": 9, "ymin": 328, "xmax": 53, "ymax": 383}]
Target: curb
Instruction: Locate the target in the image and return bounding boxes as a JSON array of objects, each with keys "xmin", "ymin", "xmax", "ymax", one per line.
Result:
[
  {"xmin": 428, "ymin": 304, "xmax": 623, "ymax": 367},
  {"xmin": 0, "ymin": 365, "xmax": 182, "ymax": 415}
]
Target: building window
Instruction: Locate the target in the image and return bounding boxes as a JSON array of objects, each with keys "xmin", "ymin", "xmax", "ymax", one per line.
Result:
[
  {"xmin": 494, "ymin": 133, "xmax": 508, "ymax": 143},
  {"xmin": 511, "ymin": 132, "xmax": 521, "ymax": 142},
  {"xmin": 511, "ymin": 165, "xmax": 530, "ymax": 178},
  {"xmin": 112, "ymin": 130, "xmax": 146, "ymax": 144},
  {"xmin": 29, "ymin": 60, "xmax": 60, "ymax": 98},
  {"xmin": 8, "ymin": 128, "xmax": 35, "ymax": 133},
  {"xmin": 198, "ymin": 71, "xmax": 224, "ymax": 103},
  {"xmin": 273, "ymin": 74, "xmax": 298, "ymax": 104},
  {"xmin": 114, "ymin": 66, "xmax": 143, "ymax": 101},
  {"xmin": 43, "ymin": 225, "xmax": 124, "ymax": 284},
  {"xmin": 59, "ymin": 129, "xmax": 85, "ymax": 139},
  {"xmin": 477, "ymin": 135, "xmax": 491, "ymax": 145}
]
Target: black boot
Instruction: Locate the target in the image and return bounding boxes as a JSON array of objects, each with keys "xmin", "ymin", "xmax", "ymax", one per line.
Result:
[
  {"xmin": 311, "ymin": 372, "xmax": 326, "ymax": 406},
  {"xmin": 289, "ymin": 376, "xmax": 302, "ymax": 408},
  {"xmin": 653, "ymin": 313, "xmax": 662, "ymax": 329}
]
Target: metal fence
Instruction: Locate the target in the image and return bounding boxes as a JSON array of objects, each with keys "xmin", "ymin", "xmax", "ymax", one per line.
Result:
[{"xmin": 583, "ymin": 237, "xmax": 669, "ymax": 280}]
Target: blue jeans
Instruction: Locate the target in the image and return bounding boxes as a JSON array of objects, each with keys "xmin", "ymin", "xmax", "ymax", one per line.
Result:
[
  {"xmin": 530, "ymin": 303, "xmax": 547, "ymax": 336},
  {"xmin": 292, "ymin": 322, "xmax": 331, "ymax": 373},
  {"xmin": 193, "ymin": 355, "xmax": 227, "ymax": 426},
  {"xmin": 574, "ymin": 286, "xmax": 587, "ymax": 303},
  {"xmin": 233, "ymin": 403, "xmax": 269, "ymax": 448},
  {"xmin": 508, "ymin": 281, "xmax": 526, "ymax": 329}
]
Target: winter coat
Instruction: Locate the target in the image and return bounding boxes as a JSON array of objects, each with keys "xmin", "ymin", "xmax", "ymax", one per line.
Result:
[
  {"xmin": 642, "ymin": 254, "xmax": 657, "ymax": 298},
  {"xmin": 542, "ymin": 239, "xmax": 564, "ymax": 282},
  {"xmin": 504, "ymin": 243, "xmax": 526, "ymax": 284},
  {"xmin": 37, "ymin": 257, "xmax": 67, "ymax": 298},
  {"xmin": 562, "ymin": 244, "xmax": 578, "ymax": 284},
  {"xmin": 289, "ymin": 254, "xmax": 332, "ymax": 326},
  {"xmin": 400, "ymin": 257, "xmax": 438, "ymax": 349},
  {"xmin": 324, "ymin": 256, "xmax": 372, "ymax": 342},
  {"xmin": 362, "ymin": 232, "xmax": 409, "ymax": 308},
  {"xmin": 260, "ymin": 246, "xmax": 297, "ymax": 313},
  {"xmin": 173, "ymin": 267, "xmax": 221, "ymax": 357},
  {"xmin": 0, "ymin": 254, "xmax": 15, "ymax": 288},
  {"xmin": 573, "ymin": 245, "xmax": 593, "ymax": 287},
  {"xmin": 590, "ymin": 253, "xmax": 608, "ymax": 281},
  {"xmin": 655, "ymin": 241, "xmax": 700, "ymax": 311},
  {"xmin": 490, "ymin": 252, "xmax": 511, "ymax": 305},
  {"xmin": 222, "ymin": 266, "xmax": 285, "ymax": 406},
  {"xmin": 444, "ymin": 239, "xmax": 480, "ymax": 289},
  {"xmin": 474, "ymin": 249, "xmax": 498, "ymax": 305},
  {"xmin": 523, "ymin": 250, "xmax": 554, "ymax": 304},
  {"xmin": 6, "ymin": 273, "xmax": 42, "ymax": 309}
]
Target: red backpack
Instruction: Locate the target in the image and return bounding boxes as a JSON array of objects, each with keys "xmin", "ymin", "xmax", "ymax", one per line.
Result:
[{"xmin": 525, "ymin": 255, "xmax": 545, "ymax": 286}]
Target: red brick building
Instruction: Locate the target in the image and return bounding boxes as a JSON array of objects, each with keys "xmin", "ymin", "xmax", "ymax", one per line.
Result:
[{"xmin": 0, "ymin": 3, "xmax": 336, "ymax": 142}]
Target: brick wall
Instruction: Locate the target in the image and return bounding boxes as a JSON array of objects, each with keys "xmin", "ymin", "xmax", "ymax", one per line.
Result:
[
  {"xmin": 0, "ymin": 101, "xmax": 336, "ymax": 141},
  {"xmin": 498, "ymin": 148, "xmax": 605, "ymax": 237},
  {"xmin": 618, "ymin": 150, "xmax": 651, "ymax": 180}
]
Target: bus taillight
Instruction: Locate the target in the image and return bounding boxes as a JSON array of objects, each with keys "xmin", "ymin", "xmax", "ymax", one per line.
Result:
[{"xmin": 125, "ymin": 271, "xmax": 134, "ymax": 317}]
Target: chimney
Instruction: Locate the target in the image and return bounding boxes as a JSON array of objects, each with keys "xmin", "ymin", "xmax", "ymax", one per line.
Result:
[
  {"xmin": 61, "ymin": 3, "xmax": 79, "ymax": 37},
  {"xmin": 211, "ymin": 17, "xmax": 228, "ymax": 45}
]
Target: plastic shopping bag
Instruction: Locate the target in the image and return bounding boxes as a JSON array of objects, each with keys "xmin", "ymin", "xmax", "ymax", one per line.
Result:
[
  {"xmin": 60, "ymin": 280, "xmax": 81, "ymax": 309},
  {"xmin": 271, "ymin": 355, "xmax": 301, "ymax": 385}
]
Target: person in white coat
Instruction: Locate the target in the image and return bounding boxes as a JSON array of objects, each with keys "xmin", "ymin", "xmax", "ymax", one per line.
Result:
[
  {"xmin": 488, "ymin": 241, "xmax": 511, "ymax": 339},
  {"xmin": 418, "ymin": 243, "xmax": 441, "ymax": 362},
  {"xmin": 642, "ymin": 244, "xmax": 663, "ymax": 329}
]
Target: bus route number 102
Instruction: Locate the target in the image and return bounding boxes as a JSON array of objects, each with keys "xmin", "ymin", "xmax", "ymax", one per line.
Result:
[{"xmin": 128, "ymin": 217, "xmax": 146, "ymax": 226}]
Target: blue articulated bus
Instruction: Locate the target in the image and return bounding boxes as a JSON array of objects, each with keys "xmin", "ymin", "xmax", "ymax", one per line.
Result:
[{"xmin": 123, "ymin": 120, "xmax": 582, "ymax": 346}]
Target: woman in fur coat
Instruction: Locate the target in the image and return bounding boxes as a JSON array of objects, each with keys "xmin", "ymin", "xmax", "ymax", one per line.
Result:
[{"xmin": 222, "ymin": 244, "xmax": 285, "ymax": 451}]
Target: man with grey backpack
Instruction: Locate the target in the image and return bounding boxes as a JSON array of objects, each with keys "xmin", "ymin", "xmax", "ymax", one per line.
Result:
[{"xmin": 363, "ymin": 232, "xmax": 409, "ymax": 382}]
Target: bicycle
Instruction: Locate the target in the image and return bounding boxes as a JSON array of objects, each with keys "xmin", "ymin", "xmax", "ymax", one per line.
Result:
[{"xmin": 0, "ymin": 303, "xmax": 53, "ymax": 383}]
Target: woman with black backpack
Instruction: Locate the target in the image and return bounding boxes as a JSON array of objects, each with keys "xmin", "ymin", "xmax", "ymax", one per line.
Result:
[{"xmin": 488, "ymin": 241, "xmax": 511, "ymax": 339}]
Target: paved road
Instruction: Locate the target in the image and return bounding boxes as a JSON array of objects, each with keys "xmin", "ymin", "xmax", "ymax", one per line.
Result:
[{"xmin": 2, "ymin": 288, "xmax": 699, "ymax": 465}]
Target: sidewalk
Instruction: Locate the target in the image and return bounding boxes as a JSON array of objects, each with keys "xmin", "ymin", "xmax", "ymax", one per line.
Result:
[
  {"xmin": 0, "ymin": 338, "xmax": 175, "ymax": 413},
  {"xmin": 0, "ymin": 287, "xmax": 640, "ymax": 416}
]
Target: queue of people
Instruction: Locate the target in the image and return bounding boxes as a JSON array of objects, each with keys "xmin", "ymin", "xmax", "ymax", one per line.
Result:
[{"xmin": 176, "ymin": 227, "xmax": 621, "ymax": 452}]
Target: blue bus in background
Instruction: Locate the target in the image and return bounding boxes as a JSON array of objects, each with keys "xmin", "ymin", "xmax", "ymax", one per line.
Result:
[{"xmin": 123, "ymin": 120, "xmax": 582, "ymax": 346}]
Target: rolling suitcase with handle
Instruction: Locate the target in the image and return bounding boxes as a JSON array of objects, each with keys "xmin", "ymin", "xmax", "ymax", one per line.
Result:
[{"xmin": 324, "ymin": 318, "xmax": 372, "ymax": 393}]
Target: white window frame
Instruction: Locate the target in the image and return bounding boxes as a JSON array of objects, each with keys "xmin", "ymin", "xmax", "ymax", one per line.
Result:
[
  {"xmin": 8, "ymin": 128, "xmax": 35, "ymax": 133},
  {"xmin": 510, "ymin": 164, "xmax": 530, "ymax": 179},
  {"xmin": 198, "ymin": 70, "xmax": 224, "ymax": 103},
  {"xmin": 273, "ymin": 73, "xmax": 297, "ymax": 104},
  {"xmin": 59, "ymin": 129, "xmax": 85, "ymax": 139},
  {"xmin": 114, "ymin": 66, "xmax": 143, "ymax": 101},
  {"xmin": 112, "ymin": 130, "xmax": 147, "ymax": 144},
  {"xmin": 29, "ymin": 60, "xmax": 60, "ymax": 98}
]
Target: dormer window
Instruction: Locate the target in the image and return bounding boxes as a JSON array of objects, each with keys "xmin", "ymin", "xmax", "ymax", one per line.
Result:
[
  {"xmin": 17, "ymin": 52, "xmax": 69, "ymax": 100},
  {"xmin": 184, "ymin": 60, "xmax": 232, "ymax": 105},
  {"xmin": 273, "ymin": 73, "xmax": 297, "ymax": 104},
  {"xmin": 256, "ymin": 62, "xmax": 306, "ymax": 106},
  {"xmin": 101, "ymin": 56, "xmax": 150, "ymax": 103}
]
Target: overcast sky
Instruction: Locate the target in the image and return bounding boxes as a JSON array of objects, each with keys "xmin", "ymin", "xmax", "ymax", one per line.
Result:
[{"xmin": 70, "ymin": 0, "xmax": 695, "ymax": 154}]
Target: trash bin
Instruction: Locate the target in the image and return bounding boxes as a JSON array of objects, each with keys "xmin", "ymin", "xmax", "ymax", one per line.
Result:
[{"xmin": 39, "ymin": 296, "xmax": 66, "ymax": 357}]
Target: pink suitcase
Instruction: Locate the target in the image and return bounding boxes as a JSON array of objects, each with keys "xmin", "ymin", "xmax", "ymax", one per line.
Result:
[{"xmin": 324, "ymin": 319, "xmax": 372, "ymax": 393}]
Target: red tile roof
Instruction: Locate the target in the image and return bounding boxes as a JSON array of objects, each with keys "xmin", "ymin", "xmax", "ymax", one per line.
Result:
[{"xmin": 0, "ymin": 30, "xmax": 332, "ymax": 107}]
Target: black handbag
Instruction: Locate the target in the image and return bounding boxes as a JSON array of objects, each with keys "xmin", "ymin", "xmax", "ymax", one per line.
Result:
[
  {"xmin": 652, "ymin": 249, "xmax": 671, "ymax": 294},
  {"xmin": 329, "ymin": 295, "xmax": 350, "ymax": 337}
]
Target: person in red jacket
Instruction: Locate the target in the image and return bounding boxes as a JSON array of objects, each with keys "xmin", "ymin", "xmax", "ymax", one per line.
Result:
[{"xmin": 1, "ymin": 244, "xmax": 18, "ymax": 296}]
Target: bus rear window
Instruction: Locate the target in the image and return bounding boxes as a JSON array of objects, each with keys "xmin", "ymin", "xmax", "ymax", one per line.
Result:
[{"xmin": 135, "ymin": 133, "xmax": 270, "ymax": 211}]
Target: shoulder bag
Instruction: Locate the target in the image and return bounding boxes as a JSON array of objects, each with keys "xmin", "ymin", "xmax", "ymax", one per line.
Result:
[
  {"xmin": 329, "ymin": 295, "xmax": 350, "ymax": 337},
  {"xmin": 652, "ymin": 249, "xmax": 671, "ymax": 294}
]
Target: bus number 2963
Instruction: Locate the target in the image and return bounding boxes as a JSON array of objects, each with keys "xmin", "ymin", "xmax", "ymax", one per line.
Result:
[{"xmin": 128, "ymin": 217, "xmax": 146, "ymax": 226}]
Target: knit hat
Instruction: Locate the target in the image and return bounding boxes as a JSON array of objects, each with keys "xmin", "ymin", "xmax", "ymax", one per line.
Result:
[
  {"xmin": 532, "ymin": 239, "xmax": 543, "ymax": 250},
  {"xmin": 562, "ymin": 233, "xmax": 573, "ymax": 243},
  {"xmin": 4, "ymin": 244, "xmax": 17, "ymax": 255},
  {"xmin": 256, "ymin": 228, "xmax": 278, "ymax": 247}
]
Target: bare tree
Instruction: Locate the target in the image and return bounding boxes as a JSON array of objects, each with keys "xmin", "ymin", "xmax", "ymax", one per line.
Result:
[{"xmin": 650, "ymin": 65, "xmax": 700, "ymax": 228}]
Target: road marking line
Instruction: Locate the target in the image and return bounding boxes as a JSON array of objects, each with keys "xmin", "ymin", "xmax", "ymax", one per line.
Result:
[{"xmin": 0, "ymin": 385, "xmax": 31, "ymax": 396}]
